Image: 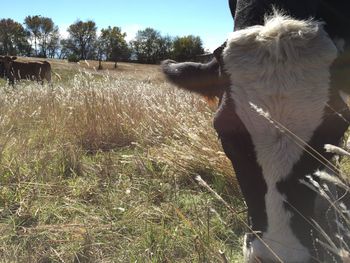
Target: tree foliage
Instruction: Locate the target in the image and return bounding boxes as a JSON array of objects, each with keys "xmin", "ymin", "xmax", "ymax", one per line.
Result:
[
  {"xmin": 24, "ymin": 15, "xmax": 41, "ymax": 56},
  {"xmin": 39, "ymin": 17, "xmax": 59, "ymax": 58},
  {"xmin": 24, "ymin": 15, "xmax": 59, "ymax": 57},
  {"xmin": 46, "ymin": 27, "xmax": 60, "ymax": 58},
  {"xmin": 0, "ymin": 19, "xmax": 30, "ymax": 56},
  {"xmin": 172, "ymin": 35, "xmax": 204, "ymax": 62},
  {"xmin": 131, "ymin": 28, "xmax": 173, "ymax": 64},
  {"xmin": 0, "ymin": 16, "xmax": 206, "ymax": 64},
  {"xmin": 98, "ymin": 26, "xmax": 130, "ymax": 62},
  {"xmin": 64, "ymin": 20, "xmax": 97, "ymax": 60}
]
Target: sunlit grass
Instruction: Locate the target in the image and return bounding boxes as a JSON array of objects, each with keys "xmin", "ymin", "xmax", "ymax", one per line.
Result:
[
  {"xmin": 0, "ymin": 65, "xmax": 245, "ymax": 262},
  {"xmin": 1, "ymin": 60, "xmax": 348, "ymax": 262}
]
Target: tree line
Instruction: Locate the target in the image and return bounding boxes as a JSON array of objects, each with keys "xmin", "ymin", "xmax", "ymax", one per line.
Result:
[{"xmin": 0, "ymin": 16, "xmax": 206, "ymax": 64}]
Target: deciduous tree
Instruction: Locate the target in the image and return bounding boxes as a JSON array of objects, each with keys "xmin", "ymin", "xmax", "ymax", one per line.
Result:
[
  {"xmin": 98, "ymin": 26, "xmax": 130, "ymax": 66},
  {"xmin": 172, "ymin": 35, "xmax": 204, "ymax": 62},
  {"xmin": 130, "ymin": 28, "xmax": 172, "ymax": 64},
  {"xmin": 25, "ymin": 15, "xmax": 59, "ymax": 57},
  {"xmin": 64, "ymin": 20, "xmax": 97, "ymax": 60},
  {"xmin": 24, "ymin": 15, "xmax": 42, "ymax": 56},
  {"xmin": 0, "ymin": 18, "xmax": 30, "ymax": 56}
]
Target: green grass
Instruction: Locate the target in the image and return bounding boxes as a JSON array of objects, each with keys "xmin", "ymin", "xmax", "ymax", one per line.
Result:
[{"xmin": 0, "ymin": 63, "xmax": 246, "ymax": 262}]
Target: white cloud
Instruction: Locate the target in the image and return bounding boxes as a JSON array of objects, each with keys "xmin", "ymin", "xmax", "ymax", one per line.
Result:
[
  {"xmin": 59, "ymin": 24, "xmax": 69, "ymax": 39},
  {"xmin": 123, "ymin": 24, "xmax": 143, "ymax": 42},
  {"xmin": 202, "ymin": 33, "xmax": 230, "ymax": 53}
]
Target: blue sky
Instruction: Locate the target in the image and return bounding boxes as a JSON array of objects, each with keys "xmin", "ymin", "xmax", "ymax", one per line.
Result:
[{"xmin": 1, "ymin": 0, "xmax": 233, "ymax": 52}]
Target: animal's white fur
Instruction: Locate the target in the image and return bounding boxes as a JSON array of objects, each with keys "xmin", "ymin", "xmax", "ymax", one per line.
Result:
[{"xmin": 223, "ymin": 14, "xmax": 337, "ymax": 262}]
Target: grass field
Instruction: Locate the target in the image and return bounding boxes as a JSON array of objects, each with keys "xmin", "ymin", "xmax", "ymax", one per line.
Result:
[
  {"xmin": 1, "ymin": 58, "xmax": 349, "ymax": 262},
  {"xmin": 0, "ymin": 58, "xmax": 247, "ymax": 262}
]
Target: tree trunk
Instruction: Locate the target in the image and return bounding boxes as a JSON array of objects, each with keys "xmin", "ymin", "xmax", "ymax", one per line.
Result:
[{"xmin": 34, "ymin": 36, "xmax": 37, "ymax": 56}]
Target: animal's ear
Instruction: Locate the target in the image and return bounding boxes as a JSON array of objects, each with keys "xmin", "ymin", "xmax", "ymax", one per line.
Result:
[
  {"xmin": 213, "ymin": 42, "xmax": 227, "ymax": 65},
  {"xmin": 11, "ymin": 56, "xmax": 17, "ymax": 60},
  {"xmin": 161, "ymin": 59, "xmax": 229, "ymax": 99}
]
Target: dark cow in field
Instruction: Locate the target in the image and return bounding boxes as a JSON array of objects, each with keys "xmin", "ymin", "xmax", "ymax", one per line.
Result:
[
  {"xmin": 0, "ymin": 58, "xmax": 5, "ymax": 78},
  {"xmin": 162, "ymin": 0, "xmax": 350, "ymax": 262},
  {"xmin": 0, "ymin": 56, "xmax": 51, "ymax": 84}
]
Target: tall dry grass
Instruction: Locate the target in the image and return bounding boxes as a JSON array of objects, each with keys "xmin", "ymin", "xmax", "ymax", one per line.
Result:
[
  {"xmin": 1, "ymin": 62, "xmax": 348, "ymax": 262},
  {"xmin": 0, "ymin": 67, "xmax": 244, "ymax": 262}
]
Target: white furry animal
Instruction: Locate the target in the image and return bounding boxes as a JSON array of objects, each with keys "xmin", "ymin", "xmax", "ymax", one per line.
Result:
[{"xmin": 223, "ymin": 14, "xmax": 337, "ymax": 262}]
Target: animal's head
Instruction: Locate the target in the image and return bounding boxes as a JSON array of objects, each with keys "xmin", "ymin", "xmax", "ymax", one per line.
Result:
[
  {"xmin": 0, "ymin": 56, "xmax": 17, "ymax": 72},
  {"xmin": 161, "ymin": 1, "xmax": 350, "ymax": 261}
]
